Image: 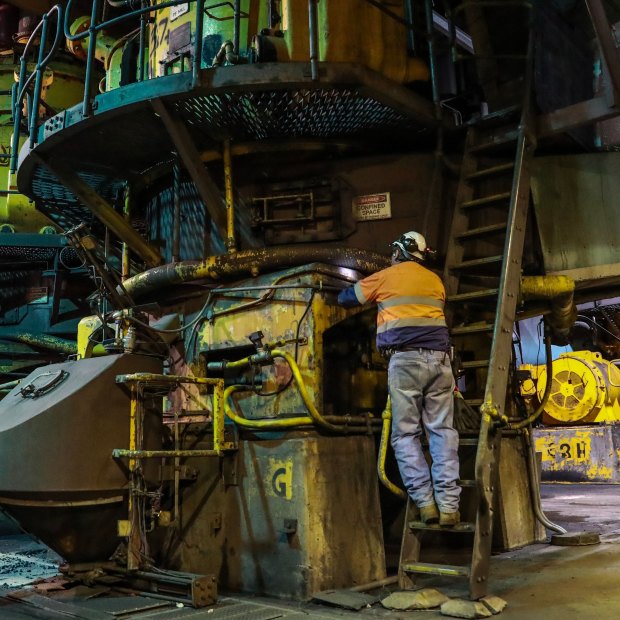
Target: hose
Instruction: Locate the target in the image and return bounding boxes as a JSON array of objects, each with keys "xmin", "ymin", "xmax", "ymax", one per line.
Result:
[
  {"xmin": 377, "ymin": 397, "xmax": 406, "ymax": 499},
  {"xmin": 221, "ymin": 350, "xmax": 381, "ymax": 433},
  {"xmin": 523, "ymin": 427, "xmax": 567, "ymax": 535},
  {"xmin": 509, "ymin": 334, "xmax": 552, "ymax": 430}
]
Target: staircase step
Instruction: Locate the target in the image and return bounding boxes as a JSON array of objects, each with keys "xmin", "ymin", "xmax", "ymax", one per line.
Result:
[
  {"xmin": 452, "ymin": 323, "xmax": 494, "ymax": 335},
  {"xmin": 461, "ymin": 360, "xmax": 490, "ymax": 369},
  {"xmin": 470, "ymin": 131, "xmax": 518, "ymax": 154},
  {"xmin": 458, "ymin": 479, "xmax": 477, "ymax": 487},
  {"xmin": 467, "ymin": 163, "xmax": 514, "ymax": 181},
  {"xmin": 468, "ymin": 104, "xmax": 521, "ymax": 127},
  {"xmin": 450, "ymin": 255, "xmax": 503, "ymax": 270},
  {"xmin": 456, "ymin": 223, "xmax": 507, "ymax": 240},
  {"xmin": 459, "ymin": 437, "xmax": 479, "ymax": 446},
  {"xmin": 408, "ymin": 521, "xmax": 475, "ymax": 533},
  {"xmin": 448, "ymin": 288, "xmax": 500, "ymax": 303},
  {"xmin": 461, "ymin": 192, "xmax": 512, "ymax": 210},
  {"xmin": 464, "ymin": 398, "xmax": 484, "ymax": 407},
  {"xmin": 402, "ymin": 562, "xmax": 471, "ymax": 577}
]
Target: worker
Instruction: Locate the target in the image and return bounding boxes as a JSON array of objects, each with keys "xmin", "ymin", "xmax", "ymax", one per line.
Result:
[{"xmin": 337, "ymin": 231, "xmax": 460, "ymax": 526}]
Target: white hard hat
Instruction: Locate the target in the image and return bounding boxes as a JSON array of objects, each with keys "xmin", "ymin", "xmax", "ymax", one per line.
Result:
[{"xmin": 391, "ymin": 231, "xmax": 427, "ymax": 261}]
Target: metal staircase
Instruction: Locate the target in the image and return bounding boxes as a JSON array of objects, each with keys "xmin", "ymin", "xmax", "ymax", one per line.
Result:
[{"xmin": 398, "ymin": 2, "xmax": 535, "ymax": 600}]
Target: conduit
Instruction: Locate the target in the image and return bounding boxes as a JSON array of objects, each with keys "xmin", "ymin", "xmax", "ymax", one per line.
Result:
[{"xmin": 377, "ymin": 397, "xmax": 407, "ymax": 499}]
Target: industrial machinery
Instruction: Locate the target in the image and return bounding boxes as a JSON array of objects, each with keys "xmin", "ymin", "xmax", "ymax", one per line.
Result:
[{"xmin": 1, "ymin": 0, "xmax": 617, "ymax": 609}]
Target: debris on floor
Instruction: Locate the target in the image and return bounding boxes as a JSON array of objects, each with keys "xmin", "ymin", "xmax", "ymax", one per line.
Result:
[
  {"xmin": 440, "ymin": 595, "xmax": 507, "ymax": 618},
  {"xmin": 441, "ymin": 599, "xmax": 492, "ymax": 618},
  {"xmin": 550, "ymin": 531, "xmax": 600, "ymax": 546},
  {"xmin": 312, "ymin": 588, "xmax": 381, "ymax": 610},
  {"xmin": 382, "ymin": 588, "xmax": 449, "ymax": 610}
]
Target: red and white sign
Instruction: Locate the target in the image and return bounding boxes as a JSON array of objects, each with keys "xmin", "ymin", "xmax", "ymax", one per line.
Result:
[{"xmin": 352, "ymin": 193, "xmax": 392, "ymax": 221}]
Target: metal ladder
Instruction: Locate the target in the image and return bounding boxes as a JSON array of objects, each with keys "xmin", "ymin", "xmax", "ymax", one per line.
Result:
[{"xmin": 398, "ymin": 4, "xmax": 536, "ymax": 601}]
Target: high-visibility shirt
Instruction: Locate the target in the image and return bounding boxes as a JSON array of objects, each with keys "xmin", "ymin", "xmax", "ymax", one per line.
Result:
[{"xmin": 338, "ymin": 260, "xmax": 449, "ymax": 351}]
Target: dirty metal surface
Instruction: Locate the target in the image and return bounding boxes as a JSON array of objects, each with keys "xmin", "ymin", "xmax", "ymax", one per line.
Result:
[{"xmin": 534, "ymin": 424, "xmax": 620, "ymax": 483}]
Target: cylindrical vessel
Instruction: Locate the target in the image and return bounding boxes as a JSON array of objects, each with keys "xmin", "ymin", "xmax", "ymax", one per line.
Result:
[{"xmin": 149, "ymin": 0, "xmax": 427, "ymax": 83}]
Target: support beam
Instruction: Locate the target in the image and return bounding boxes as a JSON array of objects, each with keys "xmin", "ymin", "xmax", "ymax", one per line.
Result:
[
  {"xmin": 151, "ymin": 98, "xmax": 228, "ymax": 242},
  {"xmin": 32, "ymin": 152, "xmax": 163, "ymax": 267},
  {"xmin": 536, "ymin": 96, "xmax": 620, "ymax": 137},
  {"xmin": 586, "ymin": 0, "xmax": 620, "ymax": 99}
]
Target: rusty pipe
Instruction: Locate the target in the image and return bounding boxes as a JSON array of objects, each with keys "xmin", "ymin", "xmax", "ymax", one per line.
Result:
[{"xmin": 120, "ymin": 246, "xmax": 389, "ymax": 300}]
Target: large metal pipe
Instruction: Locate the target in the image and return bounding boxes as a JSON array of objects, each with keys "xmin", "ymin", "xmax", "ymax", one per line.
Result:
[
  {"xmin": 120, "ymin": 246, "xmax": 390, "ymax": 300},
  {"xmin": 520, "ymin": 275, "xmax": 576, "ymax": 345}
]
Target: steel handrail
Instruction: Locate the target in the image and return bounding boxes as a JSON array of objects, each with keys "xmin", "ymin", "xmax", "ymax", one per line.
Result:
[{"xmin": 11, "ymin": 4, "xmax": 64, "ymax": 171}]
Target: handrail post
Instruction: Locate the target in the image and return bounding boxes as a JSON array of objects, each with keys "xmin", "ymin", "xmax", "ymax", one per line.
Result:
[
  {"xmin": 29, "ymin": 13, "xmax": 50, "ymax": 149},
  {"xmin": 137, "ymin": 0, "xmax": 147, "ymax": 81},
  {"xmin": 193, "ymin": 0, "xmax": 205, "ymax": 87},
  {"xmin": 10, "ymin": 82, "xmax": 21, "ymax": 173},
  {"xmin": 308, "ymin": 0, "xmax": 319, "ymax": 81},
  {"xmin": 83, "ymin": 0, "xmax": 101, "ymax": 117}
]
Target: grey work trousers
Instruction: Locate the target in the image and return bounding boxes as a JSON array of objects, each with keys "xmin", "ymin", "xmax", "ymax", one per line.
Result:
[{"xmin": 389, "ymin": 349, "xmax": 461, "ymax": 512}]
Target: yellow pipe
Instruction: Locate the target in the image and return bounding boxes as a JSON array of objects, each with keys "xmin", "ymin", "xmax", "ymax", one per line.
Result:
[
  {"xmin": 223, "ymin": 351, "xmax": 381, "ymax": 432},
  {"xmin": 520, "ymin": 275, "xmax": 574, "ymax": 299},
  {"xmin": 127, "ymin": 385, "xmax": 138, "ymax": 570},
  {"xmin": 224, "ymin": 384, "xmax": 314, "ymax": 428},
  {"xmin": 377, "ymin": 397, "xmax": 406, "ymax": 499},
  {"xmin": 520, "ymin": 275, "xmax": 576, "ymax": 343},
  {"xmin": 223, "ymin": 138, "xmax": 236, "ymax": 253},
  {"xmin": 271, "ymin": 349, "xmax": 361, "ymax": 432}
]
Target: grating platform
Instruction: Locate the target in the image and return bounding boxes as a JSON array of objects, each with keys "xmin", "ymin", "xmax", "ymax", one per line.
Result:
[{"xmin": 16, "ymin": 62, "xmax": 440, "ymax": 231}]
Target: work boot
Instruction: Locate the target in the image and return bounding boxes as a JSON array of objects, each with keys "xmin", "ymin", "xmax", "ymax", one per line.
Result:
[
  {"xmin": 439, "ymin": 510, "xmax": 460, "ymax": 527},
  {"xmin": 419, "ymin": 503, "xmax": 439, "ymax": 524}
]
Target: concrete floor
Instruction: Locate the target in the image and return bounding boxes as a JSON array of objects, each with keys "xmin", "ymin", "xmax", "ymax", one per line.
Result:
[{"xmin": 1, "ymin": 485, "xmax": 620, "ymax": 618}]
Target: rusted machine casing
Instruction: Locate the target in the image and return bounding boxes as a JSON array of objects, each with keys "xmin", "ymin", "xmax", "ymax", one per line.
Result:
[
  {"xmin": 164, "ymin": 262, "xmax": 387, "ymax": 598},
  {"xmin": 167, "ymin": 433, "xmax": 386, "ymax": 600},
  {"xmin": 0, "ymin": 354, "xmax": 162, "ymax": 562},
  {"xmin": 198, "ymin": 263, "xmax": 386, "ymax": 419},
  {"xmin": 534, "ymin": 425, "xmax": 620, "ymax": 483}
]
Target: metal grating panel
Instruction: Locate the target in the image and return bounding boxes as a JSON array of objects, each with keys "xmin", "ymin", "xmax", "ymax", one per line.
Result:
[
  {"xmin": 31, "ymin": 168, "xmax": 125, "ymax": 208},
  {"xmin": 174, "ymin": 89, "xmax": 419, "ymax": 141}
]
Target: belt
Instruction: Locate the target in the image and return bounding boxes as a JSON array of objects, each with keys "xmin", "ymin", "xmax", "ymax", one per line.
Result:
[
  {"xmin": 396, "ymin": 345, "xmax": 432, "ymax": 353},
  {"xmin": 380, "ymin": 345, "xmax": 439, "ymax": 356}
]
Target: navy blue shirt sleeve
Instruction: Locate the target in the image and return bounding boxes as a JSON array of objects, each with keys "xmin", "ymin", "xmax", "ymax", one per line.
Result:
[{"xmin": 337, "ymin": 286, "xmax": 361, "ymax": 308}]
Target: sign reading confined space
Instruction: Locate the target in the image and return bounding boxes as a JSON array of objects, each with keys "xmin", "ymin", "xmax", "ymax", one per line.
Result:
[
  {"xmin": 170, "ymin": 3, "xmax": 189, "ymax": 20},
  {"xmin": 352, "ymin": 192, "xmax": 392, "ymax": 221}
]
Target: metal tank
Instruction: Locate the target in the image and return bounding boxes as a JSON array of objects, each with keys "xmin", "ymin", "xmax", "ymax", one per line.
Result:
[{"xmin": 0, "ymin": 354, "xmax": 162, "ymax": 562}]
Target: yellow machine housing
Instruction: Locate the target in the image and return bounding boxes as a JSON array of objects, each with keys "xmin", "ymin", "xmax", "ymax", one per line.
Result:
[{"xmin": 521, "ymin": 350, "xmax": 620, "ymax": 425}]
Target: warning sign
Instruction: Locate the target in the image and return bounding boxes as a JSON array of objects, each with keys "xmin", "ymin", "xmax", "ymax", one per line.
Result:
[
  {"xmin": 170, "ymin": 3, "xmax": 189, "ymax": 20},
  {"xmin": 352, "ymin": 193, "xmax": 392, "ymax": 221}
]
